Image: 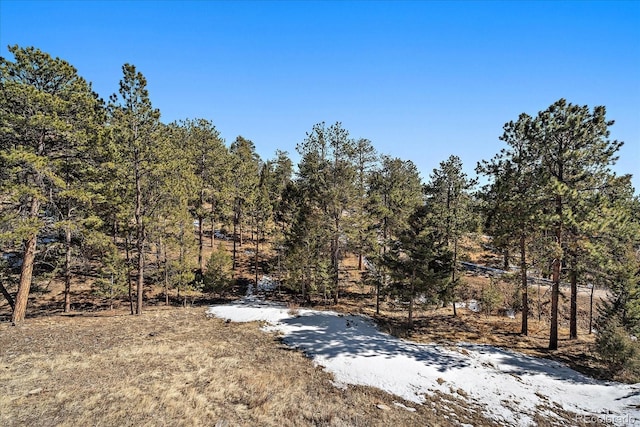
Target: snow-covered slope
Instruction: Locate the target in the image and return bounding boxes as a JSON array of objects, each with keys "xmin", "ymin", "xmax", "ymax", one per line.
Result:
[{"xmin": 207, "ymin": 299, "xmax": 640, "ymax": 426}]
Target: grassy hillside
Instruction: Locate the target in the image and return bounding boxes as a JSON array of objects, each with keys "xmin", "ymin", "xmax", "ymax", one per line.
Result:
[
  {"xmin": 2, "ymin": 307, "xmax": 510, "ymax": 427},
  {"xmin": 0, "ymin": 233, "xmax": 615, "ymax": 426}
]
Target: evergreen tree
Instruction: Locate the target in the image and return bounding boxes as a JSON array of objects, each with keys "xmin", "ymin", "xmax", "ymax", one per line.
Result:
[
  {"xmin": 477, "ymin": 114, "xmax": 545, "ymax": 334},
  {"xmin": 0, "ymin": 45, "xmax": 103, "ymax": 322},
  {"xmin": 54, "ymin": 109, "xmax": 106, "ymax": 313},
  {"xmin": 265, "ymin": 150, "xmax": 294, "ymax": 232},
  {"xmin": 229, "ymin": 136, "xmax": 260, "ymax": 270},
  {"xmin": 384, "ymin": 204, "xmax": 453, "ymax": 328},
  {"xmin": 367, "ymin": 156, "xmax": 423, "ymax": 313},
  {"xmin": 530, "ymin": 99, "xmax": 624, "ymax": 349},
  {"xmin": 181, "ymin": 118, "xmax": 226, "ymax": 271},
  {"xmin": 90, "ymin": 235, "xmax": 128, "ymax": 311},
  {"xmin": 262, "ymin": 151, "xmax": 294, "ymax": 285},
  {"xmin": 424, "ymin": 155, "xmax": 475, "ymax": 315},
  {"xmin": 295, "ymin": 122, "xmax": 356, "ymax": 304},
  {"xmin": 282, "ymin": 197, "xmax": 329, "ymax": 302},
  {"xmin": 107, "ymin": 64, "xmax": 161, "ymax": 315},
  {"xmin": 594, "ymin": 182, "xmax": 640, "ymax": 375},
  {"xmin": 203, "ymin": 242, "xmax": 233, "ymax": 297},
  {"xmin": 251, "ymin": 164, "xmax": 274, "ymax": 285},
  {"xmin": 350, "ymin": 138, "xmax": 378, "ymax": 271}
]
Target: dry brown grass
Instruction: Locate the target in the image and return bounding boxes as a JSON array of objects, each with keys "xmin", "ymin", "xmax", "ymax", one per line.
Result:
[
  {"xmin": 0, "ymin": 306, "xmax": 508, "ymax": 427},
  {"xmin": 0, "ymin": 231, "xmax": 614, "ymax": 426}
]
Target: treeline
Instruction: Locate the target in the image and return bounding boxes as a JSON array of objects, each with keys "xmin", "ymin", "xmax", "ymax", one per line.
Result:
[
  {"xmin": 1, "ymin": 46, "xmax": 639, "ymax": 367},
  {"xmin": 477, "ymin": 103, "xmax": 640, "ymax": 372}
]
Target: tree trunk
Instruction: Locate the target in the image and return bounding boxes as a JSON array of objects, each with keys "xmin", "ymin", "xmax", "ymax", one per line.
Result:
[
  {"xmin": 125, "ymin": 233, "xmax": 133, "ymax": 315},
  {"xmin": 163, "ymin": 242, "xmax": 169, "ymax": 306},
  {"xmin": 549, "ymin": 194, "xmax": 563, "ymax": 351},
  {"xmin": 178, "ymin": 225, "xmax": 188, "ymax": 307},
  {"xmin": 134, "ymin": 154, "xmax": 144, "ymax": 315},
  {"xmin": 210, "ymin": 201, "xmax": 216, "ymax": 248},
  {"xmin": 198, "ymin": 214, "xmax": 204, "ymax": 272},
  {"xmin": 232, "ymin": 215, "xmax": 237, "ymax": 270},
  {"xmin": 377, "ymin": 221, "xmax": 388, "ymax": 315},
  {"xmin": 11, "ymin": 197, "xmax": 40, "ymax": 324},
  {"xmin": 333, "ymin": 230, "xmax": 340, "ymax": 305},
  {"xmin": 239, "ymin": 206, "xmax": 243, "ymax": 247},
  {"xmin": 520, "ymin": 233, "xmax": 528, "ymax": 335},
  {"xmin": 254, "ymin": 227, "xmax": 259, "ymax": 286},
  {"xmin": 64, "ymin": 223, "xmax": 72, "ymax": 313},
  {"xmin": 550, "ymin": 259, "xmax": 560, "ymax": 350},
  {"xmin": 569, "ymin": 250, "xmax": 578, "ymax": 340},
  {"xmin": 408, "ymin": 269, "xmax": 415, "ymax": 329},
  {"xmin": 1, "ymin": 281, "xmax": 15, "ymax": 310},
  {"xmin": 589, "ymin": 283, "xmax": 595, "ymax": 334},
  {"xmin": 136, "ymin": 237, "xmax": 144, "ymax": 315},
  {"xmin": 452, "ymin": 237, "xmax": 458, "ymax": 317},
  {"xmin": 155, "ymin": 237, "xmax": 162, "ymax": 272}
]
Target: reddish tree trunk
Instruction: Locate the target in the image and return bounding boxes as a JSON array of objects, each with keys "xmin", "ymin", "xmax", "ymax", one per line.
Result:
[
  {"xmin": 134, "ymin": 152, "xmax": 144, "ymax": 315},
  {"xmin": 64, "ymin": 224, "xmax": 72, "ymax": 313},
  {"xmin": 11, "ymin": 197, "xmax": 40, "ymax": 324}
]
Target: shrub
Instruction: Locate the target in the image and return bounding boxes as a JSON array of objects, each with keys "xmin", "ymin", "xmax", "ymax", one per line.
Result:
[
  {"xmin": 480, "ymin": 278, "xmax": 502, "ymax": 316},
  {"xmin": 203, "ymin": 243, "xmax": 233, "ymax": 297},
  {"xmin": 596, "ymin": 315, "xmax": 640, "ymax": 379}
]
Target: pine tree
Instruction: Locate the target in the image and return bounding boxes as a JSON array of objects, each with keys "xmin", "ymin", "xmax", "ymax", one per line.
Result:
[
  {"xmin": 203, "ymin": 242, "xmax": 233, "ymax": 297},
  {"xmin": 180, "ymin": 118, "xmax": 226, "ymax": 272},
  {"xmin": 107, "ymin": 64, "xmax": 161, "ymax": 315},
  {"xmin": 530, "ymin": 99, "xmax": 624, "ymax": 349},
  {"xmin": 350, "ymin": 138, "xmax": 378, "ymax": 271},
  {"xmin": 477, "ymin": 114, "xmax": 545, "ymax": 334},
  {"xmin": 367, "ymin": 156, "xmax": 423, "ymax": 314},
  {"xmin": 283, "ymin": 199, "xmax": 330, "ymax": 302},
  {"xmin": 295, "ymin": 122, "xmax": 356, "ymax": 304},
  {"xmin": 0, "ymin": 45, "xmax": 103, "ymax": 322},
  {"xmin": 229, "ymin": 136, "xmax": 260, "ymax": 270},
  {"xmin": 424, "ymin": 155, "xmax": 475, "ymax": 315},
  {"xmin": 384, "ymin": 204, "xmax": 453, "ymax": 328},
  {"xmin": 249, "ymin": 164, "xmax": 274, "ymax": 285},
  {"xmin": 594, "ymin": 182, "xmax": 640, "ymax": 375}
]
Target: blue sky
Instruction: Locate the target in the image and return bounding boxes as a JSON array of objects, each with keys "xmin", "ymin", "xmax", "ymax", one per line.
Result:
[{"xmin": 1, "ymin": 1, "xmax": 639, "ymax": 190}]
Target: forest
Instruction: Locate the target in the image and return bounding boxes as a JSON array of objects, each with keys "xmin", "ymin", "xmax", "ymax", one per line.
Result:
[{"xmin": 1, "ymin": 44, "xmax": 639, "ymax": 380}]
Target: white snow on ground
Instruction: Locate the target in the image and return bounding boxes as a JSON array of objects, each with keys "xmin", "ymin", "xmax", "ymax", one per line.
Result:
[
  {"xmin": 257, "ymin": 275, "xmax": 279, "ymax": 292},
  {"xmin": 245, "ymin": 276, "xmax": 279, "ymax": 298},
  {"xmin": 455, "ymin": 299, "xmax": 480, "ymax": 312},
  {"xmin": 207, "ymin": 299, "xmax": 640, "ymax": 426}
]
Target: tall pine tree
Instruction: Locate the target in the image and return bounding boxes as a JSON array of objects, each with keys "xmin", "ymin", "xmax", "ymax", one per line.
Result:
[
  {"xmin": 1, "ymin": 45, "xmax": 103, "ymax": 322},
  {"xmin": 107, "ymin": 64, "xmax": 161, "ymax": 315},
  {"xmin": 531, "ymin": 99, "xmax": 623, "ymax": 349}
]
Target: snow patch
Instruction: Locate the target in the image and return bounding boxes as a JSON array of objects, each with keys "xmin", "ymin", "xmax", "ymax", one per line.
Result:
[
  {"xmin": 207, "ymin": 301, "xmax": 640, "ymax": 426},
  {"xmin": 393, "ymin": 401, "xmax": 417, "ymax": 412},
  {"xmin": 455, "ymin": 299, "xmax": 480, "ymax": 312},
  {"xmin": 257, "ymin": 275, "xmax": 279, "ymax": 292}
]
